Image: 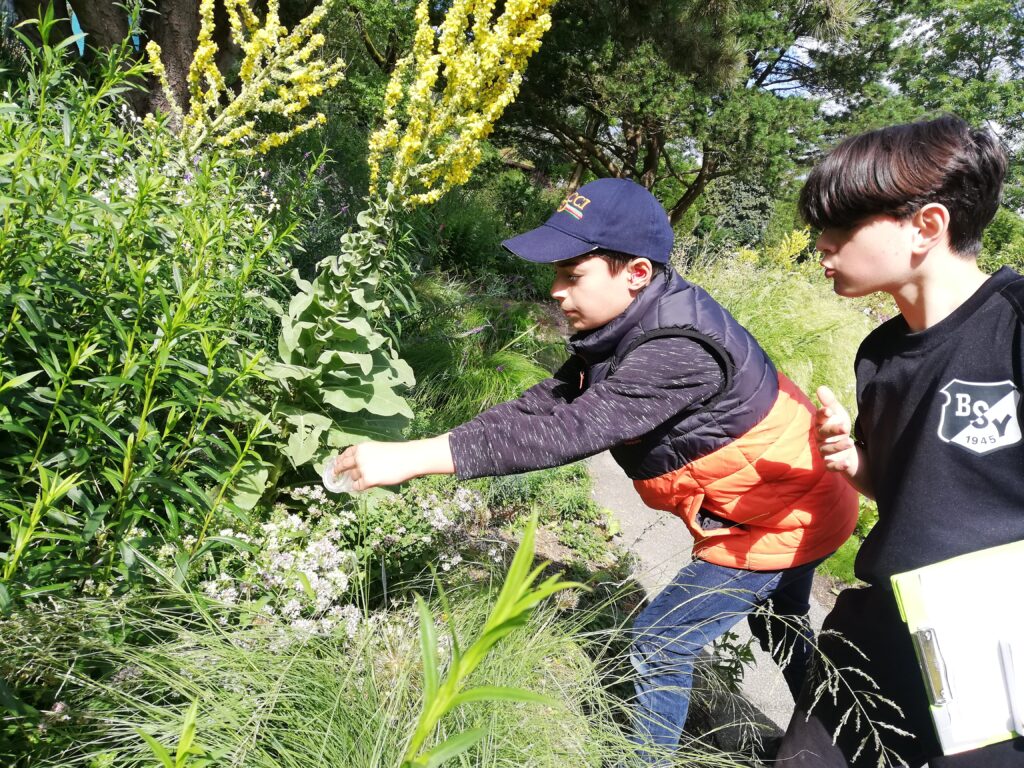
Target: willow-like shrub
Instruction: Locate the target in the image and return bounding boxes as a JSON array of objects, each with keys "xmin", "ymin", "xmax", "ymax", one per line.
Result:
[{"xmin": 0, "ymin": 25, "xmax": 293, "ymax": 607}]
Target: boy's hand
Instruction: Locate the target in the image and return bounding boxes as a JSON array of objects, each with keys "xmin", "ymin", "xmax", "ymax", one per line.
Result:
[
  {"xmin": 332, "ymin": 435, "xmax": 454, "ymax": 491},
  {"xmin": 333, "ymin": 442, "xmax": 407, "ymax": 491},
  {"xmin": 815, "ymin": 385, "xmax": 859, "ymax": 475}
]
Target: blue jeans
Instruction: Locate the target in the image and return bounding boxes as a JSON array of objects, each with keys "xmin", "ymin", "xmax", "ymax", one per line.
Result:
[{"xmin": 630, "ymin": 557, "xmax": 821, "ymax": 763}]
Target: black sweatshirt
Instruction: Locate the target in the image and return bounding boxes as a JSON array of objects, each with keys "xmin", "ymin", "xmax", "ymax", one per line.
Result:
[
  {"xmin": 854, "ymin": 267, "xmax": 1024, "ymax": 585},
  {"xmin": 449, "ymin": 336, "xmax": 723, "ymax": 479}
]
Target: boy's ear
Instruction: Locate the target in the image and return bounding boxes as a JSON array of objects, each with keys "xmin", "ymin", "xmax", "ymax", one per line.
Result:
[
  {"xmin": 627, "ymin": 258, "xmax": 654, "ymax": 290},
  {"xmin": 912, "ymin": 203, "xmax": 951, "ymax": 254}
]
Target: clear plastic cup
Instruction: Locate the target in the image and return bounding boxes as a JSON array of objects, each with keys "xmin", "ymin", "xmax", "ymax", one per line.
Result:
[{"xmin": 322, "ymin": 458, "xmax": 357, "ymax": 494}]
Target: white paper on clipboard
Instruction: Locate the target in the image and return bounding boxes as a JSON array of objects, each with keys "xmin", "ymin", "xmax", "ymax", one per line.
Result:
[{"xmin": 891, "ymin": 539, "xmax": 1024, "ymax": 755}]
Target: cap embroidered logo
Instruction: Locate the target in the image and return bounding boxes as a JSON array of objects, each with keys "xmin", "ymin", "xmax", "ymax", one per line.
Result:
[
  {"xmin": 937, "ymin": 379, "xmax": 1022, "ymax": 455},
  {"xmin": 557, "ymin": 192, "xmax": 591, "ymax": 220}
]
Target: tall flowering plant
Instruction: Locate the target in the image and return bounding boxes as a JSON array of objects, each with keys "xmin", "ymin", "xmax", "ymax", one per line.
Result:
[
  {"xmin": 146, "ymin": 0, "xmax": 345, "ymax": 156},
  {"xmin": 267, "ymin": 0, "xmax": 556, "ymax": 473},
  {"xmin": 367, "ymin": 0, "xmax": 556, "ymax": 206}
]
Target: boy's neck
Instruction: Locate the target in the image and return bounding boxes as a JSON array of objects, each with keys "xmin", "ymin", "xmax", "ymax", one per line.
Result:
[{"xmin": 891, "ymin": 249, "xmax": 989, "ymax": 332}]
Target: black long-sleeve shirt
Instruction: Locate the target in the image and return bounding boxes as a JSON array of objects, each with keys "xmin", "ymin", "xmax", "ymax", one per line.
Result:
[{"xmin": 449, "ymin": 336, "xmax": 723, "ymax": 478}]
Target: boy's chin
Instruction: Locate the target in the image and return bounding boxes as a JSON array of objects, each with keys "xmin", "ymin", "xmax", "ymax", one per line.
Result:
[{"xmin": 831, "ymin": 280, "xmax": 871, "ymax": 299}]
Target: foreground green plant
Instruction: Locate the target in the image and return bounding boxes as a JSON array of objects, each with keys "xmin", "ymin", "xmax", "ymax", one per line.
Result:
[
  {"xmin": 136, "ymin": 700, "xmax": 221, "ymax": 768},
  {"xmin": 0, "ymin": 20, "xmax": 291, "ymax": 604},
  {"xmin": 401, "ymin": 513, "xmax": 583, "ymax": 767}
]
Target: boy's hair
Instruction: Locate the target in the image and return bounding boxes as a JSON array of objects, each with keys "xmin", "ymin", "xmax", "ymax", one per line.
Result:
[
  {"xmin": 595, "ymin": 249, "xmax": 668, "ymax": 276},
  {"xmin": 799, "ymin": 115, "xmax": 1008, "ymax": 257}
]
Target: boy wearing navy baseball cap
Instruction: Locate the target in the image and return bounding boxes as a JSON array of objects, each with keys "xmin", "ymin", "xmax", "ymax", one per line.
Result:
[{"xmin": 332, "ymin": 178, "xmax": 857, "ymax": 762}]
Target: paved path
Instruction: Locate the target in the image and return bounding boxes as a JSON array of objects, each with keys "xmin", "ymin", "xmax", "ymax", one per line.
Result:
[{"xmin": 587, "ymin": 450, "xmax": 832, "ymax": 733}]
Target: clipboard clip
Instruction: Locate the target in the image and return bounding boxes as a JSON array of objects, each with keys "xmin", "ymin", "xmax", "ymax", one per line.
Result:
[
  {"xmin": 912, "ymin": 627, "xmax": 951, "ymax": 705},
  {"xmin": 999, "ymin": 640, "xmax": 1024, "ymax": 736}
]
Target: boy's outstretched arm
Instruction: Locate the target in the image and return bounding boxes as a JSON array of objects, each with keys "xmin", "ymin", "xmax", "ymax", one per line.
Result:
[
  {"xmin": 816, "ymin": 385, "xmax": 874, "ymax": 499},
  {"xmin": 333, "ymin": 434, "xmax": 455, "ymax": 491}
]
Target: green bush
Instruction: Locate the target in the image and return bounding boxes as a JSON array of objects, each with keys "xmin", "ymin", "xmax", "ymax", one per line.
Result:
[
  {"xmin": 0, "ymin": 30, "xmax": 293, "ymax": 606},
  {"xmin": 979, "ymin": 206, "xmax": 1024, "ymax": 274}
]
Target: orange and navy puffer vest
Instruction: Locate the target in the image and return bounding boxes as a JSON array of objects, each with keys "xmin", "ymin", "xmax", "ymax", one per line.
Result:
[{"xmin": 571, "ymin": 270, "xmax": 858, "ymax": 571}]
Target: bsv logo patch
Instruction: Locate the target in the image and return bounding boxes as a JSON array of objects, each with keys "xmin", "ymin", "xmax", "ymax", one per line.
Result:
[{"xmin": 938, "ymin": 379, "xmax": 1022, "ymax": 455}]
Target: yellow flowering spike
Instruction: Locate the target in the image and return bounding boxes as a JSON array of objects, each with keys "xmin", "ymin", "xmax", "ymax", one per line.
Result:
[
  {"xmin": 146, "ymin": 0, "xmax": 345, "ymax": 156},
  {"xmin": 144, "ymin": 41, "xmax": 184, "ymax": 125},
  {"xmin": 366, "ymin": 0, "xmax": 555, "ymax": 207}
]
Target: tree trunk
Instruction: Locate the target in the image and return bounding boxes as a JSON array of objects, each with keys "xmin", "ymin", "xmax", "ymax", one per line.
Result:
[
  {"xmin": 72, "ymin": 0, "xmax": 130, "ymax": 56},
  {"xmin": 568, "ymin": 112, "xmax": 602, "ymax": 191},
  {"xmin": 639, "ymin": 131, "xmax": 663, "ymax": 190},
  {"xmin": 141, "ymin": 0, "xmax": 201, "ymax": 124},
  {"xmin": 668, "ymin": 150, "xmax": 716, "ymax": 226}
]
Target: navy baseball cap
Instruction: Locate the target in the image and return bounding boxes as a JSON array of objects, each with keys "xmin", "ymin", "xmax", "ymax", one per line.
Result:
[{"xmin": 502, "ymin": 178, "xmax": 674, "ymax": 264}]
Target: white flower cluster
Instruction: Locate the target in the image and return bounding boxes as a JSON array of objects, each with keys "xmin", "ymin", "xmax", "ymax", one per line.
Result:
[
  {"xmin": 195, "ymin": 499, "xmax": 363, "ymax": 640},
  {"xmin": 116, "ymin": 102, "xmax": 143, "ymax": 129},
  {"xmin": 439, "ymin": 552, "xmax": 463, "ymax": 572},
  {"xmin": 202, "ymin": 572, "xmax": 240, "ymax": 605},
  {"xmin": 94, "ymin": 155, "xmax": 140, "ymax": 204},
  {"xmin": 419, "ymin": 494, "xmax": 455, "ymax": 530},
  {"xmin": 268, "ymin": 603, "xmax": 365, "ymax": 650},
  {"xmin": 256, "ymin": 511, "xmax": 356, "ymax": 616},
  {"xmin": 289, "ymin": 484, "xmax": 336, "ymax": 517},
  {"xmin": 453, "ymin": 487, "xmax": 483, "ymax": 515}
]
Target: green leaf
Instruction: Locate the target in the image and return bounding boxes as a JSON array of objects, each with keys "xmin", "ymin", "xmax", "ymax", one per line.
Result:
[
  {"xmin": 136, "ymin": 729, "xmax": 175, "ymax": 768},
  {"xmin": 82, "ymin": 501, "xmax": 110, "ymax": 542},
  {"xmin": 416, "ymin": 595, "xmax": 440, "ymax": 703},
  {"xmin": 174, "ymin": 700, "xmax": 199, "ymax": 767},
  {"xmin": 256, "ymin": 294, "xmax": 284, "ymax": 315},
  {"xmin": 263, "ymin": 361, "xmax": 315, "ymax": 381},
  {"xmin": 295, "ymin": 571, "xmax": 316, "ymax": 602},
  {"xmin": 448, "ymin": 685, "xmax": 556, "ymax": 709},
  {"xmin": 285, "ymin": 421, "xmax": 326, "ymax": 467},
  {"xmin": 417, "ymin": 728, "xmax": 486, "ymax": 768},
  {"xmin": 316, "ymin": 349, "xmax": 375, "ymax": 375},
  {"xmin": 320, "ymin": 379, "xmax": 413, "ymax": 418},
  {"xmin": 118, "ymin": 540, "xmax": 137, "ymax": 568},
  {"xmin": 0, "ymin": 369, "xmax": 42, "ymax": 394},
  {"xmin": 289, "ymin": 269, "xmax": 312, "ymax": 295},
  {"xmin": 324, "ymin": 413, "xmax": 409, "ymax": 445},
  {"xmin": 0, "ymin": 674, "xmax": 38, "ymax": 716},
  {"xmin": 231, "ymin": 463, "xmax": 269, "ymax": 511},
  {"xmin": 489, "ymin": 512, "xmax": 538, "ymax": 625},
  {"xmin": 286, "ymin": 287, "xmax": 316, "ymax": 319}
]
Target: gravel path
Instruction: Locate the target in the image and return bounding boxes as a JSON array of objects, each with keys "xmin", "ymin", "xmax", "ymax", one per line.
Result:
[{"xmin": 587, "ymin": 449, "xmax": 835, "ymax": 735}]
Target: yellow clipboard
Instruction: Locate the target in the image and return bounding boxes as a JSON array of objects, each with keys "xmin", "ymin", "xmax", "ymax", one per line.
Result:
[{"xmin": 891, "ymin": 539, "xmax": 1024, "ymax": 755}]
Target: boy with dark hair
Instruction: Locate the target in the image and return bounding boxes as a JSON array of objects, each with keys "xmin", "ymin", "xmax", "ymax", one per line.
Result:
[
  {"xmin": 331, "ymin": 177, "xmax": 857, "ymax": 761},
  {"xmin": 777, "ymin": 115, "xmax": 1024, "ymax": 766}
]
